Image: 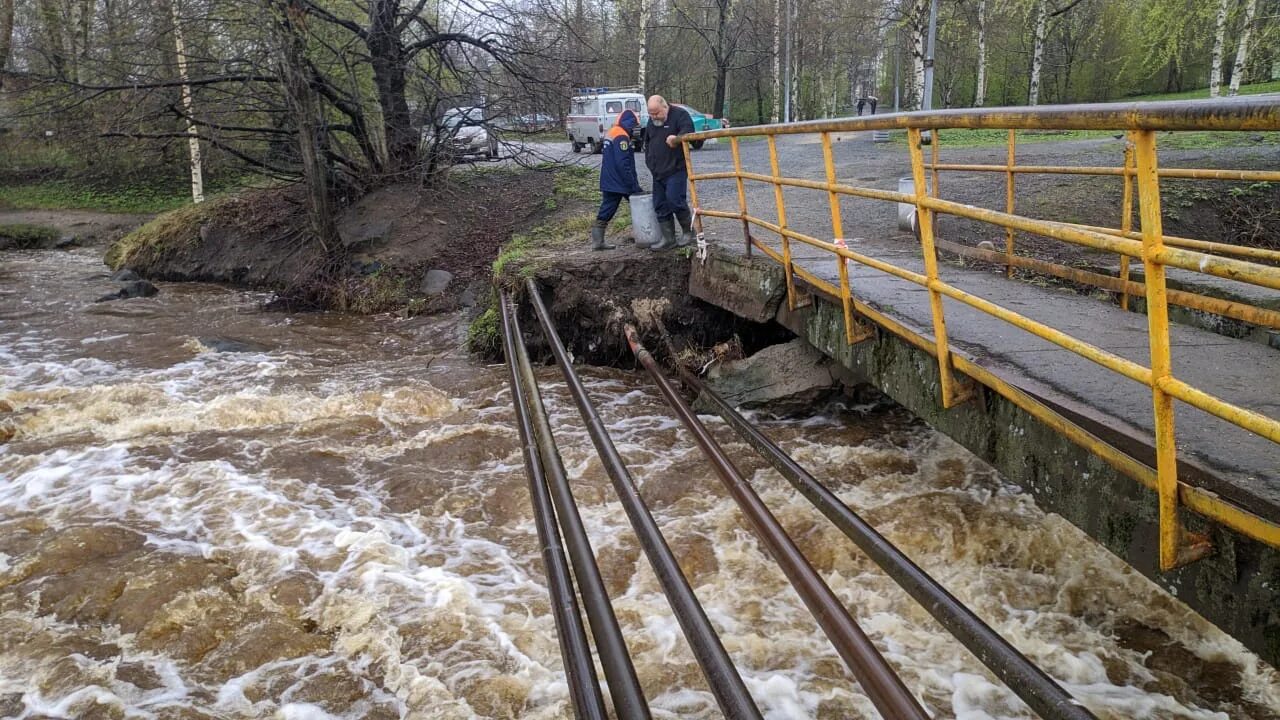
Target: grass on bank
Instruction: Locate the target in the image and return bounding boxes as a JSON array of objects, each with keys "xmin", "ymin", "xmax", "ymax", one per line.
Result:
[
  {"xmin": 0, "ymin": 178, "xmax": 237, "ymax": 214},
  {"xmin": 0, "ymin": 223, "xmax": 60, "ymax": 248},
  {"xmin": 888, "ymin": 127, "xmax": 1279, "ymax": 149},
  {"xmin": 1120, "ymin": 79, "xmax": 1280, "ymax": 103},
  {"xmin": 468, "ymin": 164, "xmax": 611, "ymax": 355},
  {"xmin": 104, "ymin": 198, "xmax": 224, "ymax": 268}
]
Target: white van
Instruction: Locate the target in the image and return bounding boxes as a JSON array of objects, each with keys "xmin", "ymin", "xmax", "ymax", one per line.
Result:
[{"xmin": 566, "ymin": 87, "xmax": 648, "ymax": 154}]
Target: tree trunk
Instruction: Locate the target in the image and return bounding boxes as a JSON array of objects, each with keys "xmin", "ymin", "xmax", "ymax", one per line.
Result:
[
  {"xmin": 711, "ymin": 0, "xmax": 729, "ymax": 119},
  {"xmin": 37, "ymin": 0, "xmax": 68, "ymax": 78},
  {"xmin": 1028, "ymin": 0, "xmax": 1047, "ymax": 105},
  {"xmin": 1209, "ymin": 0, "xmax": 1230, "ymax": 97},
  {"xmin": 1229, "ymin": 0, "xmax": 1258, "ymax": 95},
  {"xmin": 771, "ymin": 0, "xmax": 781, "ymax": 122},
  {"xmin": 754, "ymin": 73, "xmax": 765, "ymax": 123},
  {"xmin": 0, "ymin": 0, "xmax": 14, "ymax": 89},
  {"xmin": 273, "ymin": 0, "xmax": 338, "ymax": 249},
  {"xmin": 76, "ymin": 0, "xmax": 93, "ymax": 83},
  {"xmin": 166, "ymin": 0, "xmax": 204, "ymax": 203},
  {"xmin": 368, "ymin": 0, "xmax": 416, "ymax": 179},
  {"xmin": 975, "ymin": 0, "xmax": 987, "ymax": 106},
  {"xmin": 909, "ymin": 0, "xmax": 927, "ymax": 108},
  {"xmin": 637, "ymin": 0, "xmax": 647, "ymax": 90}
]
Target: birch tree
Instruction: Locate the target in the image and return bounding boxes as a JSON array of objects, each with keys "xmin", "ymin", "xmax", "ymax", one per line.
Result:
[
  {"xmin": 637, "ymin": 0, "xmax": 648, "ymax": 89},
  {"xmin": 1027, "ymin": 0, "xmax": 1048, "ymax": 104},
  {"xmin": 975, "ymin": 0, "xmax": 987, "ymax": 105},
  {"xmin": 771, "ymin": 0, "xmax": 781, "ymax": 122},
  {"xmin": 165, "ymin": 0, "xmax": 204, "ymax": 203},
  {"xmin": 1228, "ymin": 0, "xmax": 1258, "ymax": 95},
  {"xmin": 1027, "ymin": 0, "xmax": 1089, "ymax": 105},
  {"xmin": 1209, "ymin": 0, "xmax": 1230, "ymax": 97}
]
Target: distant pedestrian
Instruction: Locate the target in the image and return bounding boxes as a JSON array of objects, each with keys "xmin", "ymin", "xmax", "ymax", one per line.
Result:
[
  {"xmin": 868, "ymin": 96, "xmax": 879, "ymax": 114},
  {"xmin": 856, "ymin": 97, "xmax": 866, "ymax": 116},
  {"xmin": 592, "ymin": 109, "xmax": 644, "ymax": 251},
  {"xmin": 642, "ymin": 95, "xmax": 696, "ymax": 251}
]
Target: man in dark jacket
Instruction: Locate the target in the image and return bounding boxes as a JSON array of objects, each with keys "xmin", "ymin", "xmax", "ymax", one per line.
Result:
[
  {"xmin": 592, "ymin": 109, "xmax": 644, "ymax": 251},
  {"xmin": 642, "ymin": 95, "xmax": 696, "ymax": 251}
]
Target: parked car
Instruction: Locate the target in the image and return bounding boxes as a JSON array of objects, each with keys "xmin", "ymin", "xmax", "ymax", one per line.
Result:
[
  {"xmin": 566, "ymin": 87, "xmax": 648, "ymax": 154},
  {"xmin": 437, "ymin": 106, "xmax": 499, "ymax": 160},
  {"xmin": 674, "ymin": 104, "xmax": 729, "ymax": 149},
  {"xmin": 518, "ymin": 114, "xmax": 557, "ymax": 132}
]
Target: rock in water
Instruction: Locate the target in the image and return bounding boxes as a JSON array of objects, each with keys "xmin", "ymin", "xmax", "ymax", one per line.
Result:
[
  {"xmin": 420, "ymin": 269, "xmax": 454, "ymax": 296},
  {"xmin": 110, "ymin": 269, "xmax": 143, "ymax": 282},
  {"xmin": 195, "ymin": 337, "xmax": 269, "ymax": 354},
  {"xmin": 700, "ymin": 338, "xmax": 838, "ymax": 410},
  {"xmin": 95, "ymin": 280, "xmax": 159, "ymax": 303}
]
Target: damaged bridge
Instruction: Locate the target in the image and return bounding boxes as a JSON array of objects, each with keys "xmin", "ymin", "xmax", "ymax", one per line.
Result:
[{"xmin": 678, "ymin": 99, "xmax": 1280, "ymax": 668}]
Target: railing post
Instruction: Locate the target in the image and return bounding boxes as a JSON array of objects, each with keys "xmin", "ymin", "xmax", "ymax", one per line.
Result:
[
  {"xmin": 1131, "ymin": 130, "xmax": 1210, "ymax": 571},
  {"xmin": 930, "ymin": 129, "xmax": 941, "ymax": 202},
  {"xmin": 681, "ymin": 140, "xmax": 705, "ymax": 240},
  {"xmin": 1005, "ymin": 129, "xmax": 1016, "ymax": 278},
  {"xmin": 821, "ymin": 132, "xmax": 859, "ymax": 343},
  {"xmin": 908, "ymin": 127, "xmax": 968, "ymax": 408},
  {"xmin": 767, "ymin": 135, "xmax": 796, "ymax": 311},
  {"xmin": 1118, "ymin": 142, "xmax": 1135, "ymax": 311},
  {"xmin": 730, "ymin": 136, "xmax": 751, "ymax": 257}
]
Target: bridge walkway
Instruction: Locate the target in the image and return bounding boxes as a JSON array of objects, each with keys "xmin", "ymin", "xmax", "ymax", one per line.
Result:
[{"xmin": 717, "ymin": 227, "xmax": 1280, "ymax": 520}]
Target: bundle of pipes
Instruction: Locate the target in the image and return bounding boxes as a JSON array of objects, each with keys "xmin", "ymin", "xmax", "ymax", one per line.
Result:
[{"xmin": 502, "ymin": 277, "xmax": 1097, "ymax": 720}]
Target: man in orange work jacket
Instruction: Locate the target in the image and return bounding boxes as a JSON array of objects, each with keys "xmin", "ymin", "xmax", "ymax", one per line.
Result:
[{"xmin": 591, "ymin": 109, "xmax": 646, "ymax": 251}]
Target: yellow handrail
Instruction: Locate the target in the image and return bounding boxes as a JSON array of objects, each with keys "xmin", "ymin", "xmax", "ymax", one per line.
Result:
[{"xmin": 681, "ymin": 101, "xmax": 1280, "ymax": 570}]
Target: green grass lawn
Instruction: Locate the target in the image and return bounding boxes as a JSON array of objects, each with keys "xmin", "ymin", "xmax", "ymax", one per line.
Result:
[
  {"xmin": 894, "ymin": 126, "xmax": 1279, "ymax": 149},
  {"xmin": 0, "ymin": 180, "xmax": 196, "ymax": 214},
  {"xmin": 1117, "ymin": 80, "xmax": 1280, "ymax": 104}
]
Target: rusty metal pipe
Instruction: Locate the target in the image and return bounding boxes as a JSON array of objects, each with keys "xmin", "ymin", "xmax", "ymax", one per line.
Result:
[
  {"xmin": 524, "ymin": 280, "xmax": 765, "ymax": 720},
  {"xmin": 624, "ymin": 325, "xmax": 931, "ymax": 720},
  {"xmin": 680, "ymin": 370, "xmax": 1099, "ymax": 720},
  {"xmin": 508, "ymin": 307, "xmax": 653, "ymax": 720},
  {"xmin": 497, "ymin": 292, "xmax": 608, "ymax": 720}
]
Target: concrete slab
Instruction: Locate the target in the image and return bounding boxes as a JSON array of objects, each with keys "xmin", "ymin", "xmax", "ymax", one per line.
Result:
[{"xmin": 688, "ymin": 132, "xmax": 1280, "ymax": 522}]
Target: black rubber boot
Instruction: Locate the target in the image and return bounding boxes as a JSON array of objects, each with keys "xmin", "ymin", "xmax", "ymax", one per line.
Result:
[
  {"xmin": 650, "ymin": 217, "xmax": 678, "ymax": 251},
  {"xmin": 675, "ymin": 209, "xmax": 695, "ymax": 247},
  {"xmin": 590, "ymin": 222, "xmax": 615, "ymax": 251}
]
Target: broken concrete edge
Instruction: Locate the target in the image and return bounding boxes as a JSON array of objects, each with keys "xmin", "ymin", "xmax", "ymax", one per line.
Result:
[{"xmin": 689, "ymin": 245, "xmax": 1280, "ymax": 668}]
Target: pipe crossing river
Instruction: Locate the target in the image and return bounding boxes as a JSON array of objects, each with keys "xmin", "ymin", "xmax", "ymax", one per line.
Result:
[{"xmin": 3, "ymin": 247, "xmax": 1278, "ymax": 717}]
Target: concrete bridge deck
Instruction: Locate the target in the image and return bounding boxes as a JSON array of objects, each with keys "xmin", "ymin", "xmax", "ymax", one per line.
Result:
[
  {"xmin": 687, "ymin": 131, "xmax": 1280, "ymax": 520},
  {"xmin": 680, "ymin": 129, "xmax": 1280, "ymax": 665}
]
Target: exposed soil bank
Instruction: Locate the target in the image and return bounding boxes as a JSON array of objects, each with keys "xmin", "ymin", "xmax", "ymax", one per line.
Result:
[
  {"xmin": 104, "ymin": 170, "xmax": 556, "ymax": 313},
  {"xmin": 498, "ymin": 244, "xmax": 792, "ymax": 368}
]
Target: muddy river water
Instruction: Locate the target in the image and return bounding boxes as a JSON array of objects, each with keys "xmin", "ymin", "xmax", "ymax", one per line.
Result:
[{"xmin": 1, "ymin": 247, "xmax": 1278, "ymax": 719}]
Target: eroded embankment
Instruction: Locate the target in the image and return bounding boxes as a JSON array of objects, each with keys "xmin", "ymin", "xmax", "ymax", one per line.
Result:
[{"xmin": 492, "ymin": 244, "xmax": 793, "ymax": 369}]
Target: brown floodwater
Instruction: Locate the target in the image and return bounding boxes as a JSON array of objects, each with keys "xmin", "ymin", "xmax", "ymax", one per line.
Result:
[{"xmin": 1, "ymin": 246, "xmax": 1278, "ymax": 720}]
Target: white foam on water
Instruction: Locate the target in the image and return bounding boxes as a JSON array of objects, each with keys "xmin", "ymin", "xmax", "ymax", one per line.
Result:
[{"xmin": 3, "ymin": 257, "xmax": 1279, "ymax": 718}]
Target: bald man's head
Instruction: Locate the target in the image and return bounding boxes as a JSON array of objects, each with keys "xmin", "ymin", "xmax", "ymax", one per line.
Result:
[{"xmin": 647, "ymin": 95, "xmax": 669, "ymax": 123}]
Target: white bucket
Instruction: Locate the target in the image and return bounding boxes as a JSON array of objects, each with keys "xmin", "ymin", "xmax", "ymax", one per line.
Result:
[
  {"xmin": 629, "ymin": 193, "xmax": 660, "ymax": 246},
  {"xmin": 897, "ymin": 176, "xmax": 931, "ymax": 232}
]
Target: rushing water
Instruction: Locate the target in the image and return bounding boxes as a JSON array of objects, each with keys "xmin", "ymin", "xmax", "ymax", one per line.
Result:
[{"xmin": 1, "ymin": 246, "xmax": 1279, "ymax": 720}]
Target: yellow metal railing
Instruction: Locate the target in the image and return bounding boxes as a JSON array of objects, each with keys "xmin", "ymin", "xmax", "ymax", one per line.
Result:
[{"xmin": 679, "ymin": 99, "xmax": 1280, "ymax": 570}]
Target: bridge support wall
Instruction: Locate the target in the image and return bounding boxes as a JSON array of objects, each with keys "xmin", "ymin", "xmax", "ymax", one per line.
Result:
[{"xmin": 690, "ymin": 248, "xmax": 1280, "ymax": 668}]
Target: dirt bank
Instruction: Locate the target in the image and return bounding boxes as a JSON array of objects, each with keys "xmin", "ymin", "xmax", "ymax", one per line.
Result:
[
  {"xmin": 494, "ymin": 243, "xmax": 792, "ymax": 368},
  {"xmin": 105, "ymin": 169, "xmax": 557, "ymax": 313}
]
